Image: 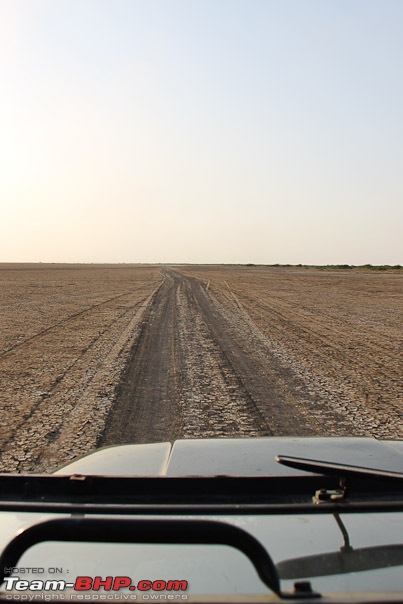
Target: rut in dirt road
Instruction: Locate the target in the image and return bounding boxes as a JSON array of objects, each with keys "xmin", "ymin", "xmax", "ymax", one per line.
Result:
[{"xmin": 101, "ymin": 270, "xmax": 326, "ymax": 446}]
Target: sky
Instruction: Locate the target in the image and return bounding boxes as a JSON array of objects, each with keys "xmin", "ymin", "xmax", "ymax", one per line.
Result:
[{"xmin": 1, "ymin": 0, "xmax": 402, "ymax": 265}]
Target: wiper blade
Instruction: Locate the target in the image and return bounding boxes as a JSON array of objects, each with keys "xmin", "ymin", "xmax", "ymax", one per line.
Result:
[
  {"xmin": 276, "ymin": 455, "xmax": 403, "ymax": 482},
  {"xmin": 277, "ymin": 543, "xmax": 403, "ymax": 579},
  {"xmin": 278, "ymin": 512, "xmax": 403, "ymax": 579}
]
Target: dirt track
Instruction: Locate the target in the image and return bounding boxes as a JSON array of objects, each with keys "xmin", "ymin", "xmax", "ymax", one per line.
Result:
[
  {"xmin": 102, "ymin": 266, "xmax": 403, "ymax": 446},
  {"xmin": 0, "ymin": 264, "xmax": 402, "ymax": 472},
  {"xmin": 102, "ymin": 269, "xmax": 348, "ymax": 446}
]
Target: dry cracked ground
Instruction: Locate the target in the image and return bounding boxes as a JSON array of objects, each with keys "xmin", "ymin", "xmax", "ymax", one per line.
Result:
[{"xmin": 0, "ymin": 263, "xmax": 402, "ymax": 472}]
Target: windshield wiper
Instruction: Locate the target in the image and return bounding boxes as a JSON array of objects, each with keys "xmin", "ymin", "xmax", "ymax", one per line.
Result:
[
  {"xmin": 278, "ymin": 512, "xmax": 403, "ymax": 579},
  {"xmin": 276, "ymin": 455, "xmax": 403, "ymax": 482}
]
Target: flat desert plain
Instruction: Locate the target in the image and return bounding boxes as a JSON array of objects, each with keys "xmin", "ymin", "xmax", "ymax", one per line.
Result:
[{"xmin": 0, "ymin": 264, "xmax": 402, "ymax": 472}]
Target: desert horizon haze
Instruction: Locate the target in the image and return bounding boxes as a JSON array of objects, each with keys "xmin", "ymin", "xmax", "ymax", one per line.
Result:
[{"xmin": 1, "ymin": 0, "xmax": 402, "ymax": 265}]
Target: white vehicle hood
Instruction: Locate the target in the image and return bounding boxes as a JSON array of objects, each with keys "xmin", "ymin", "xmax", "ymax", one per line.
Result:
[{"xmin": 54, "ymin": 436, "xmax": 403, "ymax": 477}]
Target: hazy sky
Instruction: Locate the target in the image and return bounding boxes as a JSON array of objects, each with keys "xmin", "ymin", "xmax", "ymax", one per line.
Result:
[{"xmin": 1, "ymin": 0, "xmax": 402, "ymax": 264}]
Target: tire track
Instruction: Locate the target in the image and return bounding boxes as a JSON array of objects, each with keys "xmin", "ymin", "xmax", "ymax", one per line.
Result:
[
  {"xmin": 101, "ymin": 269, "xmax": 326, "ymax": 445},
  {"xmin": 32, "ymin": 287, "xmax": 162, "ymax": 472},
  {"xmin": 178, "ymin": 267, "xmax": 403, "ymax": 439},
  {"xmin": 0, "ymin": 292, "xmax": 137, "ymax": 360},
  {"xmin": 187, "ymin": 278, "xmax": 333, "ymax": 436},
  {"xmin": 175, "ymin": 278, "xmax": 270, "ymax": 438},
  {"xmin": 0, "ymin": 298, "xmax": 146, "ymax": 451},
  {"xmin": 234, "ymin": 289, "xmax": 398, "ymax": 363},
  {"xmin": 0, "ymin": 275, "xmax": 163, "ymax": 472},
  {"xmin": 101, "ymin": 269, "xmax": 271, "ymax": 445},
  {"xmin": 228, "ymin": 289, "xmax": 403, "ymax": 434},
  {"xmin": 100, "ymin": 272, "xmax": 183, "ymax": 445}
]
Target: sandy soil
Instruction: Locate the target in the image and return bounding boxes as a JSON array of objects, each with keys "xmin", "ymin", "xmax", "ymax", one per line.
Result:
[{"xmin": 0, "ymin": 264, "xmax": 402, "ymax": 472}]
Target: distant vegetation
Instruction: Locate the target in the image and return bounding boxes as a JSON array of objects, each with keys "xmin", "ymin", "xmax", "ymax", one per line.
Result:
[
  {"xmin": 318, "ymin": 264, "xmax": 402, "ymax": 271},
  {"xmin": 244, "ymin": 264, "xmax": 402, "ymax": 270}
]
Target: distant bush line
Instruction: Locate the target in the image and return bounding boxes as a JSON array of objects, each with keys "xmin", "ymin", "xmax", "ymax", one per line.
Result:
[{"xmin": 244, "ymin": 263, "xmax": 402, "ymax": 270}]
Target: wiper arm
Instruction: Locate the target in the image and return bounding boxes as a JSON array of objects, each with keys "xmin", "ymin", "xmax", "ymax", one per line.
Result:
[
  {"xmin": 278, "ymin": 512, "xmax": 403, "ymax": 579},
  {"xmin": 276, "ymin": 455, "xmax": 403, "ymax": 482}
]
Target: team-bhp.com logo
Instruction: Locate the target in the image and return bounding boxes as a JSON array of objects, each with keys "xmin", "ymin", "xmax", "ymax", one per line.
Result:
[{"xmin": 3, "ymin": 577, "xmax": 188, "ymax": 600}]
